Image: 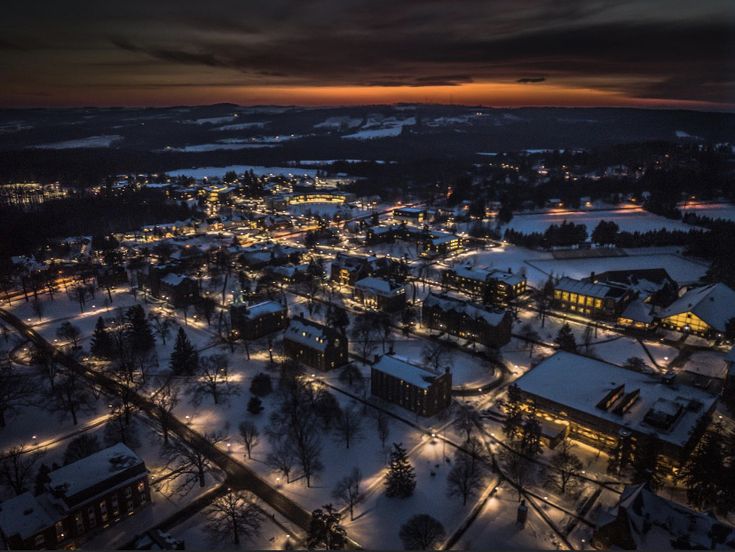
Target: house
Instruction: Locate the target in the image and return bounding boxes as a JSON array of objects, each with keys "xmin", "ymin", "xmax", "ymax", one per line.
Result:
[
  {"xmin": 593, "ymin": 483, "xmax": 735, "ymax": 549},
  {"xmin": 442, "ymin": 264, "xmax": 527, "ymax": 306},
  {"xmin": 149, "ymin": 266, "xmax": 199, "ymax": 307},
  {"xmin": 329, "ymin": 252, "xmax": 405, "ymax": 287},
  {"xmin": 657, "ymin": 283, "xmax": 735, "ymax": 339},
  {"xmin": 230, "ymin": 299, "xmax": 288, "ymax": 339},
  {"xmin": 239, "ymin": 242, "xmax": 304, "ymax": 269},
  {"xmin": 552, "ymin": 276, "xmax": 634, "ymax": 319},
  {"xmin": 512, "ymin": 351, "xmax": 717, "ymax": 465},
  {"xmin": 354, "ymin": 277, "xmax": 406, "ymax": 312},
  {"xmin": 283, "ymin": 315, "xmax": 348, "ymax": 371},
  {"xmin": 371, "ymin": 353, "xmax": 452, "ymax": 416},
  {"xmin": 422, "ymin": 292, "xmax": 512, "ymax": 348},
  {"xmin": 0, "ymin": 444, "xmax": 150, "ymax": 550},
  {"xmin": 155, "ymin": 272, "xmax": 199, "ymax": 307}
]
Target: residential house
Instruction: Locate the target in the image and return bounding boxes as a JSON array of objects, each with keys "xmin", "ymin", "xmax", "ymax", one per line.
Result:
[{"xmin": 230, "ymin": 299, "xmax": 288, "ymax": 339}]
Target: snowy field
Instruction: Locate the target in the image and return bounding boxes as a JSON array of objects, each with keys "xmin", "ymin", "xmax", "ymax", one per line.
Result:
[
  {"xmin": 504, "ymin": 208, "xmax": 696, "ymax": 234},
  {"xmin": 526, "ymin": 252, "xmax": 709, "ymax": 286},
  {"xmin": 29, "ymin": 135, "xmax": 123, "ymax": 149},
  {"xmin": 167, "ymin": 143, "xmax": 279, "ymax": 152},
  {"xmin": 679, "ymin": 202, "xmax": 735, "ymax": 221}
]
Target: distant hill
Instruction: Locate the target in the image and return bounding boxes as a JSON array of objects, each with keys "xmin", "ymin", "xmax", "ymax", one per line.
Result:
[{"xmin": 0, "ymin": 104, "xmax": 733, "ymax": 183}]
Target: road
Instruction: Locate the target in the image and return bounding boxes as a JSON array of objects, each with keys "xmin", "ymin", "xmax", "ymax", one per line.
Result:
[{"xmin": 0, "ymin": 307, "xmax": 331, "ymax": 545}]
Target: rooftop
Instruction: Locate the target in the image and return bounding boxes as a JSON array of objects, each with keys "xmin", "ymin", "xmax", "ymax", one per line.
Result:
[
  {"xmin": 555, "ymin": 276, "xmax": 626, "ymax": 299},
  {"xmin": 659, "ymin": 283, "xmax": 735, "ymax": 333},
  {"xmin": 47, "ymin": 443, "xmax": 144, "ymax": 500},
  {"xmin": 514, "ymin": 351, "xmax": 717, "ymax": 448},
  {"xmin": 373, "ymin": 354, "xmax": 446, "ymax": 389},
  {"xmin": 0, "ymin": 493, "xmax": 59, "ymax": 541}
]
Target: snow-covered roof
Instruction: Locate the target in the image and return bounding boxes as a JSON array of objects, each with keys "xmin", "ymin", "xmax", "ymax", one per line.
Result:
[
  {"xmin": 373, "ymin": 354, "xmax": 444, "ymax": 389},
  {"xmin": 597, "ymin": 483, "xmax": 735, "ymax": 549},
  {"xmin": 0, "ymin": 493, "xmax": 59, "ymax": 540},
  {"xmin": 285, "ymin": 317, "xmax": 331, "ymax": 351},
  {"xmin": 555, "ymin": 277, "xmax": 626, "ymax": 299},
  {"xmin": 619, "ymin": 299, "xmax": 654, "ymax": 323},
  {"xmin": 47, "ymin": 443, "xmax": 144, "ymax": 499},
  {"xmin": 355, "ymin": 277, "xmax": 404, "ymax": 296},
  {"xmin": 241, "ymin": 300, "xmax": 286, "ymax": 319},
  {"xmin": 450, "ymin": 264, "xmax": 525, "ymax": 285},
  {"xmin": 394, "ymin": 207, "xmax": 425, "ymax": 215},
  {"xmin": 514, "ymin": 351, "xmax": 717, "ymax": 448},
  {"xmin": 659, "ymin": 283, "xmax": 735, "ymax": 332},
  {"xmin": 160, "ymin": 273, "xmax": 189, "ymax": 287},
  {"xmin": 424, "ymin": 293, "xmax": 508, "ymax": 327}
]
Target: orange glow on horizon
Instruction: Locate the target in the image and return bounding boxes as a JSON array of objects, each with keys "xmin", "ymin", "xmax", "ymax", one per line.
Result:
[{"xmin": 3, "ymin": 81, "xmax": 729, "ymax": 110}]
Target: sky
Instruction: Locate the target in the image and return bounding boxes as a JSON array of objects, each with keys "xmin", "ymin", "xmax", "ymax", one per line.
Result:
[{"xmin": 1, "ymin": 0, "xmax": 734, "ymax": 109}]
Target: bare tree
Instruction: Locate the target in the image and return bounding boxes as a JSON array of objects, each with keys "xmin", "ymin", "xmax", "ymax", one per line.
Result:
[
  {"xmin": 350, "ymin": 314, "xmax": 381, "ymax": 361},
  {"xmin": 0, "ymin": 445, "xmax": 44, "ymax": 496},
  {"xmin": 447, "ymin": 451, "xmax": 486, "ymax": 505},
  {"xmin": 190, "ymin": 354, "xmax": 237, "ymax": 406},
  {"xmin": 31, "ymin": 298, "xmax": 44, "ymax": 321},
  {"xmin": 68, "ymin": 284, "xmax": 91, "ymax": 313},
  {"xmin": 374, "ymin": 410, "xmax": 391, "ymax": 452},
  {"xmin": 334, "ymin": 406, "xmax": 363, "ymax": 449},
  {"xmin": 332, "ymin": 467, "xmax": 363, "ymax": 520},
  {"xmin": 0, "ymin": 362, "xmax": 36, "ymax": 428},
  {"xmin": 160, "ymin": 433, "xmax": 223, "ymax": 496},
  {"xmin": 55, "ymin": 321, "xmax": 81, "ymax": 350},
  {"xmin": 148, "ymin": 312, "xmax": 174, "ymax": 345},
  {"xmin": 500, "ymin": 448, "xmax": 531, "ymax": 501},
  {"xmin": 399, "ymin": 514, "xmax": 446, "ymax": 550},
  {"xmin": 266, "ymin": 438, "xmax": 295, "ymax": 483},
  {"xmin": 103, "ymin": 407, "xmax": 141, "ymax": 449},
  {"xmin": 549, "ymin": 440, "xmax": 584, "ymax": 495},
  {"xmin": 205, "ymin": 490, "xmax": 263, "ymax": 546},
  {"xmin": 519, "ymin": 323, "xmax": 540, "ymax": 358},
  {"xmin": 239, "ymin": 421, "xmax": 259, "ymax": 459},
  {"xmin": 46, "ymin": 370, "xmax": 96, "ymax": 426},
  {"xmin": 453, "ymin": 403, "xmax": 482, "ymax": 442},
  {"xmin": 150, "ymin": 380, "xmax": 180, "ymax": 445},
  {"xmin": 422, "ymin": 341, "xmax": 452, "ymax": 374}
]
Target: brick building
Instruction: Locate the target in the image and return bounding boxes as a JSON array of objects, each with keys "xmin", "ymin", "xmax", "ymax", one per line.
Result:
[
  {"xmin": 0, "ymin": 444, "xmax": 150, "ymax": 550},
  {"xmin": 283, "ymin": 315, "xmax": 348, "ymax": 371},
  {"xmin": 442, "ymin": 264, "xmax": 527, "ymax": 306},
  {"xmin": 422, "ymin": 292, "xmax": 512, "ymax": 348},
  {"xmin": 371, "ymin": 354, "xmax": 452, "ymax": 417},
  {"xmin": 353, "ymin": 277, "xmax": 406, "ymax": 312},
  {"xmin": 230, "ymin": 299, "xmax": 288, "ymax": 339}
]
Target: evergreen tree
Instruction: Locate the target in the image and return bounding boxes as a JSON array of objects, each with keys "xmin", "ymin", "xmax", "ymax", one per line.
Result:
[
  {"xmin": 126, "ymin": 304, "xmax": 155, "ymax": 352},
  {"xmin": 607, "ymin": 432, "xmax": 634, "ymax": 476},
  {"xmin": 33, "ymin": 463, "xmax": 51, "ymax": 496},
  {"xmin": 554, "ymin": 323, "xmax": 577, "ymax": 352},
  {"xmin": 631, "ymin": 435, "xmax": 663, "ymax": 490},
  {"xmin": 63, "ymin": 434, "xmax": 101, "ymax": 465},
  {"xmin": 247, "ymin": 396, "xmax": 264, "ymax": 414},
  {"xmin": 680, "ymin": 429, "xmax": 727, "ymax": 512},
  {"xmin": 307, "ymin": 504, "xmax": 346, "ymax": 550},
  {"xmin": 169, "ymin": 328, "xmax": 198, "ymax": 375},
  {"xmin": 90, "ymin": 317, "xmax": 114, "ymax": 358},
  {"xmin": 385, "ymin": 443, "xmax": 416, "ymax": 498},
  {"xmin": 502, "ymin": 385, "xmax": 524, "ymax": 441},
  {"xmin": 250, "ymin": 373, "xmax": 273, "ymax": 397},
  {"xmin": 518, "ymin": 417, "xmax": 543, "ymax": 458}
]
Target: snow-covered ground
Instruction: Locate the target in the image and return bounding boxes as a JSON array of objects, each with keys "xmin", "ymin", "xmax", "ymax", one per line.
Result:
[
  {"xmin": 29, "ymin": 135, "xmax": 123, "ymax": 149},
  {"xmin": 679, "ymin": 202, "xmax": 735, "ymax": 221},
  {"xmin": 505, "ymin": 208, "xmax": 696, "ymax": 234}
]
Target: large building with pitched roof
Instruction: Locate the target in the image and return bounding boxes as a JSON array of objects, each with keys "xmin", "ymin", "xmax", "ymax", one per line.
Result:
[
  {"xmin": 283, "ymin": 315, "xmax": 348, "ymax": 371},
  {"xmin": 658, "ymin": 283, "xmax": 735, "ymax": 339}
]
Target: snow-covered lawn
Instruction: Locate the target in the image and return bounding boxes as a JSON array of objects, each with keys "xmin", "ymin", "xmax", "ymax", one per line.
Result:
[{"xmin": 504, "ymin": 208, "xmax": 697, "ymax": 234}]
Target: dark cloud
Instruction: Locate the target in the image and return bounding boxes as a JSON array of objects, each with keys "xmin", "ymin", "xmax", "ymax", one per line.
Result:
[
  {"xmin": 517, "ymin": 77, "xmax": 546, "ymax": 84},
  {"xmin": 2, "ymin": 0, "xmax": 734, "ymax": 106}
]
